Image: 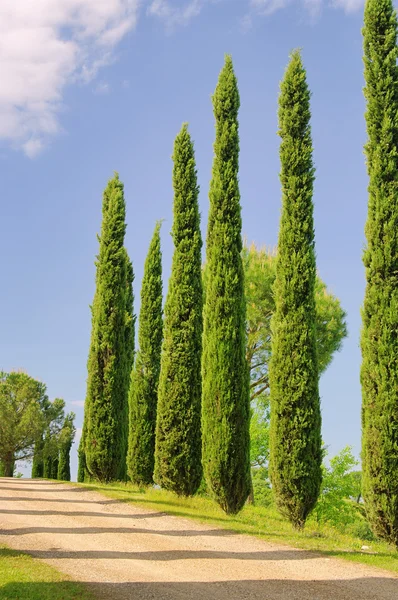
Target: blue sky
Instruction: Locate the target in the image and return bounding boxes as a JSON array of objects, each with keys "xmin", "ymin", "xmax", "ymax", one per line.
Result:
[{"xmin": 0, "ymin": 0, "xmax": 368, "ymax": 479}]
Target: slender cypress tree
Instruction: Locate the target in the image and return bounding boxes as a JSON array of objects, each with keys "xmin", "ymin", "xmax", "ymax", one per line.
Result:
[
  {"xmin": 58, "ymin": 413, "xmax": 76, "ymax": 482},
  {"xmin": 50, "ymin": 456, "xmax": 59, "ymax": 480},
  {"xmin": 32, "ymin": 436, "xmax": 44, "ymax": 478},
  {"xmin": 117, "ymin": 249, "xmax": 135, "ymax": 481},
  {"xmin": 77, "ymin": 428, "xmax": 87, "ymax": 482},
  {"xmin": 84, "ymin": 173, "xmax": 130, "ymax": 482},
  {"xmin": 154, "ymin": 125, "xmax": 203, "ymax": 497},
  {"xmin": 201, "ymin": 57, "xmax": 250, "ymax": 514},
  {"xmin": 361, "ymin": 0, "xmax": 398, "ymax": 547},
  {"xmin": 269, "ymin": 51, "xmax": 321, "ymax": 529},
  {"xmin": 127, "ymin": 222, "xmax": 162, "ymax": 485}
]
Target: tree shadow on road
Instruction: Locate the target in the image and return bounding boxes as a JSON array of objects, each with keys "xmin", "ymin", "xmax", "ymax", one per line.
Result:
[{"xmin": 1, "ymin": 578, "xmax": 398, "ymax": 600}]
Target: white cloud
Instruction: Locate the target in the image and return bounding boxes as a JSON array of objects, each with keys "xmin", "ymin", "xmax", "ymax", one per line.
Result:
[
  {"xmin": 148, "ymin": 0, "xmax": 204, "ymax": 29},
  {"xmin": 0, "ymin": 1, "xmax": 140, "ymax": 156},
  {"xmin": 250, "ymin": 0, "xmax": 364, "ymax": 16},
  {"xmin": 70, "ymin": 400, "xmax": 85, "ymax": 407},
  {"xmin": 250, "ymin": 0, "xmax": 288, "ymax": 16},
  {"xmin": 331, "ymin": 0, "xmax": 364, "ymax": 13}
]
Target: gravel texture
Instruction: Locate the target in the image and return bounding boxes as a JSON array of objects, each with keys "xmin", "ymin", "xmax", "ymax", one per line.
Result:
[{"xmin": 0, "ymin": 478, "xmax": 397, "ymax": 599}]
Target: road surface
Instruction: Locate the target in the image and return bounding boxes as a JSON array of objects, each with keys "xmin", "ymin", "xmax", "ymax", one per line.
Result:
[{"xmin": 0, "ymin": 478, "xmax": 397, "ymax": 599}]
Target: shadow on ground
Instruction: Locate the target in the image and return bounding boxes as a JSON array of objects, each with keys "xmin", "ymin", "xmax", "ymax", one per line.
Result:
[{"xmin": 1, "ymin": 578, "xmax": 398, "ymax": 600}]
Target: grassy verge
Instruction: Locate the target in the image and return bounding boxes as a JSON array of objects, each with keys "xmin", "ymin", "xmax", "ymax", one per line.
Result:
[
  {"xmin": 0, "ymin": 546, "xmax": 93, "ymax": 600},
  {"xmin": 75, "ymin": 481, "xmax": 398, "ymax": 574}
]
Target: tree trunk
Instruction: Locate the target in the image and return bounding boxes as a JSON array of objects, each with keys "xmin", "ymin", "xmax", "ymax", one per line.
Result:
[
  {"xmin": 246, "ymin": 474, "xmax": 255, "ymax": 505},
  {"xmin": 3, "ymin": 455, "xmax": 15, "ymax": 477}
]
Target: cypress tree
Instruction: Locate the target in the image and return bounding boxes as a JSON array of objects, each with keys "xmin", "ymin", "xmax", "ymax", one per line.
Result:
[
  {"xmin": 84, "ymin": 173, "xmax": 131, "ymax": 482},
  {"xmin": 154, "ymin": 125, "xmax": 203, "ymax": 496},
  {"xmin": 32, "ymin": 436, "xmax": 44, "ymax": 478},
  {"xmin": 117, "ymin": 248, "xmax": 135, "ymax": 481},
  {"xmin": 127, "ymin": 222, "xmax": 162, "ymax": 486},
  {"xmin": 201, "ymin": 57, "xmax": 251, "ymax": 514},
  {"xmin": 50, "ymin": 456, "xmax": 59, "ymax": 480},
  {"xmin": 58, "ymin": 413, "xmax": 76, "ymax": 482},
  {"xmin": 77, "ymin": 429, "xmax": 87, "ymax": 482},
  {"xmin": 269, "ymin": 51, "xmax": 321, "ymax": 529},
  {"xmin": 361, "ymin": 0, "xmax": 398, "ymax": 547}
]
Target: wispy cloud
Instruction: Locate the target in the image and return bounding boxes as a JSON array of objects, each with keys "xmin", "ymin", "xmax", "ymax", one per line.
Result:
[
  {"xmin": 0, "ymin": 0, "xmax": 366, "ymax": 158},
  {"xmin": 250, "ymin": 0, "xmax": 363, "ymax": 17},
  {"xmin": 147, "ymin": 0, "xmax": 205, "ymax": 30},
  {"xmin": 331, "ymin": 0, "xmax": 364, "ymax": 13},
  {"xmin": 0, "ymin": 1, "xmax": 140, "ymax": 156},
  {"xmin": 70, "ymin": 400, "xmax": 85, "ymax": 407}
]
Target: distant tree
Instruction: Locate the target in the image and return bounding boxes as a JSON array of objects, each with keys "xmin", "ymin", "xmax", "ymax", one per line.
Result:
[
  {"xmin": 127, "ymin": 222, "xmax": 162, "ymax": 486},
  {"xmin": 83, "ymin": 173, "xmax": 131, "ymax": 482},
  {"xmin": 58, "ymin": 413, "xmax": 76, "ymax": 481},
  {"xmin": 154, "ymin": 124, "xmax": 203, "ymax": 496},
  {"xmin": 312, "ymin": 446, "xmax": 361, "ymax": 528},
  {"xmin": 33, "ymin": 397, "xmax": 65, "ymax": 479},
  {"xmin": 361, "ymin": 0, "xmax": 398, "ymax": 548},
  {"xmin": 243, "ymin": 244, "xmax": 347, "ymax": 402},
  {"xmin": 32, "ymin": 436, "xmax": 45, "ymax": 478},
  {"xmin": 202, "ymin": 56, "xmax": 251, "ymax": 514},
  {"xmin": 269, "ymin": 51, "xmax": 322, "ymax": 529},
  {"xmin": 0, "ymin": 372, "xmax": 48, "ymax": 477}
]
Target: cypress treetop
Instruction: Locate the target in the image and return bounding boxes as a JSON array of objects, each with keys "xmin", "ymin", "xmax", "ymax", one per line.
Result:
[
  {"xmin": 127, "ymin": 221, "xmax": 163, "ymax": 486},
  {"xmin": 154, "ymin": 124, "xmax": 203, "ymax": 497},
  {"xmin": 201, "ymin": 57, "xmax": 251, "ymax": 514},
  {"xmin": 361, "ymin": 0, "xmax": 398, "ymax": 547},
  {"xmin": 269, "ymin": 50, "xmax": 321, "ymax": 529}
]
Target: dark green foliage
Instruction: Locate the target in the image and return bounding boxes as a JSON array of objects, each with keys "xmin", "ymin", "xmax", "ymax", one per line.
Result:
[
  {"xmin": 269, "ymin": 51, "xmax": 322, "ymax": 529},
  {"xmin": 361, "ymin": 0, "xmax": 398, "ymax": 548},
  {"xmin": 77, "ymin": 429, "xmax": 87, "ymax": 483},
  {"xmin": 32, "ymin": 436, "xmax": 44, "ymax": 478},
  {"xmin": 58, "ymin": 413, "xmax": 76, "ymax": 482},
  {"xmin": 118, "ymin": 249, "xmax": 135, "ymax": 481},
  {"xmin": 84, "ymin": 173, "xmax": 132, "ymax": 482},
  {"xmin": 127, "ymin": 223, "xmax": 162, "ymax": 485},
  {"xmin": 201, "ymin": 57, "xmax": 251, "ymax": 514},
  {"xmin": 50, "ymin": 457, "xmax": 59, "ymax": 480},
  {"xmin": 154, "ymin": 125, "xmax": 203, "ymax": 497}
]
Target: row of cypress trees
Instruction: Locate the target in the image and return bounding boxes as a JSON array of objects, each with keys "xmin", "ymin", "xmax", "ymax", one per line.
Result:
[
  {"xmin": 78, "ymin": 57, "xmax": 251, "ymax": 515},
  {"xmin": 78, "ymin": 51, "xmax": 319, "ymax": 520},
  {"xmin": 78, "ymin": 0, "xmax": 398, "ymax": 543}
]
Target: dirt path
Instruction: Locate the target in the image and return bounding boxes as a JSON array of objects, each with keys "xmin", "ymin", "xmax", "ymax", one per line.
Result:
[{"xmin": 0, "ymin": 478, "xmax": 397, "ymax": 600}]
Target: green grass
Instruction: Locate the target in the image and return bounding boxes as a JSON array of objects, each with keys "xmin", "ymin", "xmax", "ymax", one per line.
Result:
[
  {"xmin": 0, "ymin": 546, "xmax": 93, "ymax": 600},
  {"xmin": 75, "ymin": 481, "xmax": 398, "ymax": 574}
]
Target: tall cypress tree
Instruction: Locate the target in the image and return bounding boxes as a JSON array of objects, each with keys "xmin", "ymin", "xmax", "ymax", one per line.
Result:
[
  {"xmin": 154, "ymin": 125, "xmax": 203, "ymax": 496},
  {"xmin": 201, "ymin": 57, "xmax": 250, "ymax": 514},
  {"xmin": 127, "ymin": 222, "xmax": 162, "ymax": 485},
  {"xmin": 84, "ymin": 173, "xmax": 130, "ymax": 482},
  {"xmin": 117, "ymin": 249, "xmax": 135, "ymax": 481},
  {"xmin": 361, "ymin": 0, "xmax": 398, "ymax": 547},
  {"xmin": 269, "ymin": 51, "xmax": 321, "ymax": 529}
]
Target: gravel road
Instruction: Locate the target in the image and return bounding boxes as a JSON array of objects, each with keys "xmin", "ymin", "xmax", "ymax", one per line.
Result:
[{"xmin": 0, "ymin": 478, "xmax": 397, "ymax": 600}]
